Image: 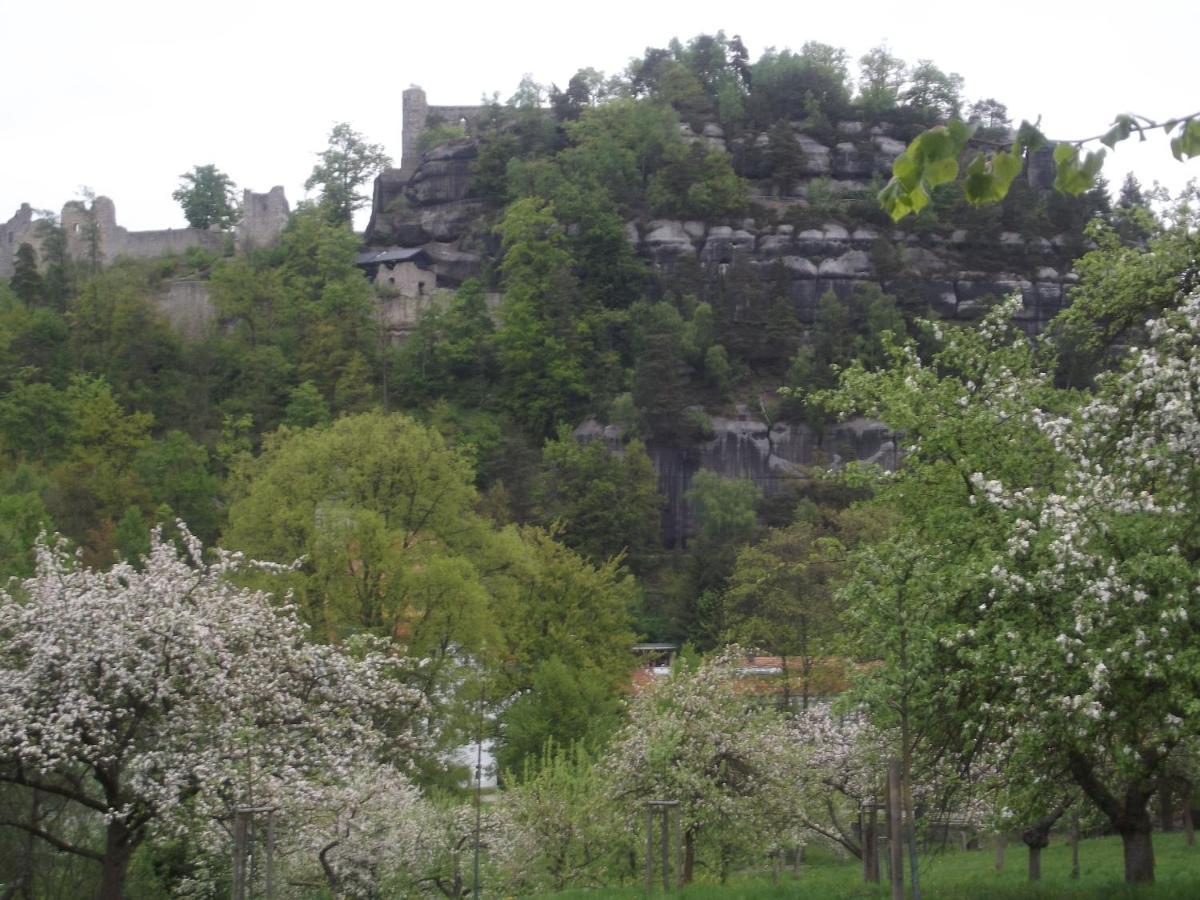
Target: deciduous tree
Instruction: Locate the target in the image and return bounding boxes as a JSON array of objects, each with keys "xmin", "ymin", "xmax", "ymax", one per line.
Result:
[
  {"xmin": 171, "ymin": 164, "xmax": 240, "ymax": 230},
  {"xmin": 0, "ymin": 527, "xmax": 422, "ymax": 900},
  {"xmin": 305, "ymin": 123, "xmax": 392, "ymax": 226}
]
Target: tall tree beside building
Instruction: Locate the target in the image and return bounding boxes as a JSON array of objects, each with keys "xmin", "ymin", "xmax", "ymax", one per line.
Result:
[
  {"xmin": 171, "ymin": 164, "xmax": 240, "ymax": 230},
  {"xmin": 305, "ymin": 122, "xmax": 392, "ymax": 226}
]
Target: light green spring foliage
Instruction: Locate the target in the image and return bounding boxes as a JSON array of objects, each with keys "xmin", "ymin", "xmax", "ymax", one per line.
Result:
[
  {"xmin": 880, "ymin": 112, "xmax": 1200, "ymax": 221},
  {"xmin": 223, "ymin": 411, "xmax": 638, "ymax": 773},
  {"xmin": 1053, "ymin": 195, "xmax": 1200, "ymax": 361},
  {"xmin": 499, "ymin": 740, "xmax": 631, "ymax": 893},
  {"xmin": 223, "ymin": 411, "xmax": 489, "ymax": 642},
  {"xmin": 823, "ymin": 290, "xmax": 1200, "ymax": 881}
]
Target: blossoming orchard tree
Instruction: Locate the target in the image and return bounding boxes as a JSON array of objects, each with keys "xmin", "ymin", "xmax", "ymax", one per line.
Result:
[
  {"xmin": 0, "ymin": 528, "xmax": 424, "ymax": 899},
  {"xmin": 824, "ymin": 289, "xmax": 1200, "ymax": 884},
  {"xmin": 604, "ymin": 650, "xmax": 793, "ymax": 885}
]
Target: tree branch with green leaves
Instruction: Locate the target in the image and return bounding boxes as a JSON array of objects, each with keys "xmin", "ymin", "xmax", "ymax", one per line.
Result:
[{"xmin": 879, "ymin": 112, "xmax": 1200, "ymax": 221}]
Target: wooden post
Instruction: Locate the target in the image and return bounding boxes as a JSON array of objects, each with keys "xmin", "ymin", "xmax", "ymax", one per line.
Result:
[
  {"xmin": 1184, "ymin": 802, "xmax": 1196, "ymax": 847},
  {"xmin": 661, "ymin": 807, "xmax": 670, "ymax": 893},
  {"xmin": 645, "ymin": 800, "xmax": 680, "ymax": 893},
  {"xmin": 1069, "ymin": 815, "xmax": 1080, "ymax": 880},
  {"xmin": 888, "ymin": 759, "xmax": 904, "ymax": 900},
  {"xmin": 863, "ymin": 801, "xmax": 880, "ymax": 883},
  {"xmin": 231, "ymin": 811, "xmax": 248, "ymax": 900},
  {"xmin": 645, "ymin": 806, "xmax": 654, "ymax": 895},
  {"xmin": 675, "ymin": 806, "xmax": 683, "ymax": 888},
  {"xmin": 994, "ymin": 833, "xmax": 1006, "ymax": 872},
  {"xmin": 266, "ymin": 809, "xmax": 276, "ymax": 900}
]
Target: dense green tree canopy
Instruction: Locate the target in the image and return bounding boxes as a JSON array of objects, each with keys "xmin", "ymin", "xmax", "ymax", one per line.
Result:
[
  {"xmin": 171, "ymin": 164, "xmax": 240, "ymax": 230},
  {"xmin": 305, "ymin": 122, "xmax": 392, "ymax": 226}
]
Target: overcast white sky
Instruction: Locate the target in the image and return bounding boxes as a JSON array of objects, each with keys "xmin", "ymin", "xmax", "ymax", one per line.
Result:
[{"xmin": 2, "ymin": 0, "xmax": 1196, "ymax": 232}]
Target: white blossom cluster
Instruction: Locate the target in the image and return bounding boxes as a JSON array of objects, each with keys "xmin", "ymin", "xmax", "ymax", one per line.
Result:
[
  {"xmin": 603, "ymin": 649, "xmax": 795, "ymax": 854},
  {"xmin": 0, "ymin": 527, "xmax": 427, "ymax": 892},
  {"xmin": 964, "ymin": 289, "xmax": 1200, "ymax": 773}
]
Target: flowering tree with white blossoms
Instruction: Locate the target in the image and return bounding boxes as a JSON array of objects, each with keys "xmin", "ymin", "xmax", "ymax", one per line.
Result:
[
  {"xmin": 0, "ymin": 527, "xmax": 424, "ymax": 899},
  {"xmin": 603, "ymin": 649, "xmax": 794, "ymax": 885},
  {"xmin": 786, "ymin": 704, "xmax": 882, "ymax": 858},
  {"xmin": 823, "ymin": 289, "xmax": 1200, "ymax": 884}
]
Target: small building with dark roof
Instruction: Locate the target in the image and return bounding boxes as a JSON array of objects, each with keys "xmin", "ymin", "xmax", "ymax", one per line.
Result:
[{"xmin": 355, "ymin": 247, "xmax": 436, "ymax": 297}]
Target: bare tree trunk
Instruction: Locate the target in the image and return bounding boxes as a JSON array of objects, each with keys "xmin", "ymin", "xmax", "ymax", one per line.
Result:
[
  {"xmin": 1159, "ymin": 778, "xmax": 1173, "ymax": 833},
  {"xmin": 1183, "ymin": 801, "xmax": 1195, "ymax": 848},
  {"xmin": 97, "ymin": 821, "xmax": 138, "ymax": 900},
  {"xmin": 1021, "ymin": 806, "xmax": 1064, "ymax": 883},
  {"xmin": 1027, "ymin": 844, "xmax": 1042, "ymax": 881},
  {"xmin": 682, "ymin": 827, "xmax": 695, "ymax": 886},
  {"xmin": 1118, "ymin": 811, "xmax": 1155, "ymax": 884},
  {"xmin": 994, "ymin": 833, "xmax": 1006, "ymax": 872}
]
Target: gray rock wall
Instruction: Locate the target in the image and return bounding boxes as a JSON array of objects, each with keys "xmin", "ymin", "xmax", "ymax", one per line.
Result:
[
  {"xmin": 367, "ymin": 114, "xmax": 1084, "ymax": 335},
  {"xmin": 629, "ymin": 215, "xmax": 1075, "ymax": 333},
  {"xmin": 581, "ymin": 415, "xmax": 898, "ymax": 548},
  {"xmin": 154, "ymin": 279, "xmax": 216, "ymax": 341}
]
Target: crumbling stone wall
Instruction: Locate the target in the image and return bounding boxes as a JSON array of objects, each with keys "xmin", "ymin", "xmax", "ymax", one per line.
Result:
[
  {"xmin": 399, "ymin": 86, "xmax": 486, "ymax": 174},
  {"xmin": 0, "ymin": 204, "xmax": 44, "ymax": 276},
  {"xmin": 237, "ymin": 186, "xmax": 290, "ymax": 252},
  {"xmin": 155, "ymin": 279, "xmax": 216, "ymax": 340},
  {"xmin": 1, "ymin": 188, "xmax": 289, "ymax": 277}
]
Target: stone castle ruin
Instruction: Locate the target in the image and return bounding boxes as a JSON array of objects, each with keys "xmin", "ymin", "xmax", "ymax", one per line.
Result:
[
  {"xmin": 355, "ymin": 86, "xmax": 494, "ymax": 331},
  {"xmin": 0, "ymin": 187, "xmax": 289, "ymax": 279},
  {"xmin": 398, "ymin": 86, "xmax": 487, "ymax": 176}
]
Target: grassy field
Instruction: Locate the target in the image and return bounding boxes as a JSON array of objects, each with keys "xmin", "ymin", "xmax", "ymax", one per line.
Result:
[{"xmin": 533, "ymin": 834, "xmax": 1200, "ymax": 899}]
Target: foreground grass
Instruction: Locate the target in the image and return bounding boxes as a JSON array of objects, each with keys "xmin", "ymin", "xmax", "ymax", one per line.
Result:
[{"xmin": 533, "ymin": 834, "xmax": 1200, "ymax": 899}]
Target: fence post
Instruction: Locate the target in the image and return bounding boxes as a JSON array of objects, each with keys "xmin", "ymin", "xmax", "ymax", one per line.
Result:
[
  {"xmin": 863, "ymin": 800, "xmax": 880, "ymax": 883},
  {"xmin": 888, "ymin": 759, "xmax": 904, "ymax": 900},
  {"xmin": 645, "ymin": 805, "xmax": 654, "ymax": 895},
  {"xmin": 231, "ymin": 811, "xmax": 248, "ymax": 900}
]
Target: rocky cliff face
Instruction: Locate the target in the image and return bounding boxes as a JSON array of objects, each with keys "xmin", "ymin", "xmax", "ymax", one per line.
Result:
[
  {"xmin": 366, "ymin": 142, "xmax": 486, "ymax": 282},
  {"xmin": 577, "ymin": 413, "xmax": 898, "ymax": 547},
  {"xmin": 367, "ymin": 121, "xmax": 1080, "ymax": 333},
  {"xmin": 368, "ymin": 119, "xmax": 1082, "ymax": 532}
]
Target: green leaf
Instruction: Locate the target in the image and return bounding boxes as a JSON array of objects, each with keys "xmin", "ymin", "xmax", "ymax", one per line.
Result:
[
  {"xmin": 1053, "ymin": 143, "xmax": 1076, "ymax": 167},
  {"xmin": 1169, "ymin": 119, "xmax": 1200, "ymax": 161},
  {"xmin": 1100, "ymin": 114, "xmax": 1137, "ymax": 149},
  {"xmin": 962, "ymin": 149, "xmax": 1023, "ymax": 206},
  {"xmin": 992, "ymin": 149, "xmax": 1022, "ymax": 186},
  {"xmin": 1013, "ymin": 120, "xmax": 1046, "ymax": 155},
  {"xmin": 892, "ymin": 153, "xmax": 920, "ymax": 188},
  {"xmin": 881, "ymin": 121, "xmax": 975, "ymax": 220},
  {"xmin": 1053, "ymin": 144, "xmax": 1106, "ymax": 195},
  {"xmin": 925, "ymin": 155, "xmax": 959, "ymax": 187}
]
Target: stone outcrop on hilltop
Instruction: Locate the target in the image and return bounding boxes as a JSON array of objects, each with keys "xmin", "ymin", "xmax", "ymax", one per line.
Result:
[
  {"xmin": 363, "ymin": 108, "xmax": 1092, "ymax": 544},
  {"xmin": 366, "ymin": 141, "xmax": 486, "ymax": 283},
  {"xmin": 365, "ymin": 118, "xmax": 1081, "ymax": 335}
]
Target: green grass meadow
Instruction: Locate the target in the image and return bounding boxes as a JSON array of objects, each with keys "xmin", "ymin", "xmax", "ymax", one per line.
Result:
[{"xmin": 532, "ymin": 835, "xmax": 1200, "ymax": 899}]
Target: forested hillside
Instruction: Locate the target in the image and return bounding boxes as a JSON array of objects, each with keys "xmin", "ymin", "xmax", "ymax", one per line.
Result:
[{"xmin": 2, "ymin": 30, "xmax": 1198, "ymax": 899}]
